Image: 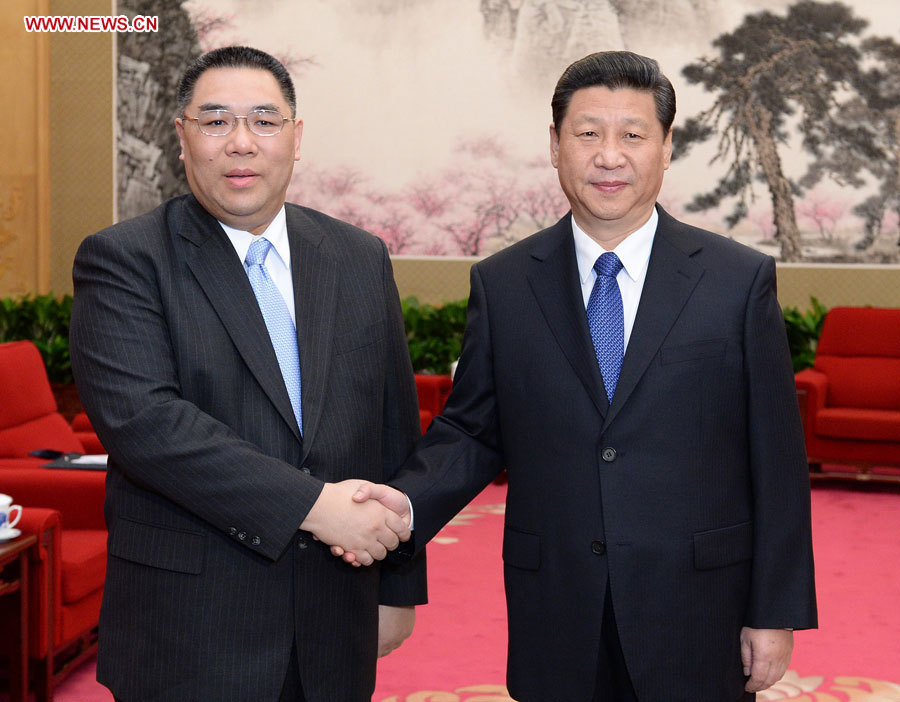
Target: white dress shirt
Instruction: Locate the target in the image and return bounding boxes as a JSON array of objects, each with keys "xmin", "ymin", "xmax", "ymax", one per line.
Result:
[
  {"xmin": 220, "ymin": 206, "xmax": 296, "ymax": 323},
  {"xmin": 572, "ymin": 208, "xmax": 658, "ymax": 352}
]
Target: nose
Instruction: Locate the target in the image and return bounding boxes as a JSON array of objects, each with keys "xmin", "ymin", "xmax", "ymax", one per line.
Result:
[
  {"xmin": 592, "ymin": 136, "xmax": 626, "ymax": 169},
  {"xmin": 225, "ymin": 117, "xmax": 258, "ymax": 156}
]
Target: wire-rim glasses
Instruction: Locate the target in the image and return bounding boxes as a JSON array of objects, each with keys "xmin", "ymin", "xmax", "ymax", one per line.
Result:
[{"xmin": 182, "ymin": 109, "xmax": 289, "ymax": 137}]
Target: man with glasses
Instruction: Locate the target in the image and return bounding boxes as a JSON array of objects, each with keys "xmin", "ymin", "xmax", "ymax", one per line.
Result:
[{"xmin": 70, "ymin": 46, "xmax": 425, "ymax": 701}]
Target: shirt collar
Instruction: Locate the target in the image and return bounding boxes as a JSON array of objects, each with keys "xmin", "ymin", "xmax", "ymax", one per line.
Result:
[
  {"xmin": 219, "ymin": 206, "xmax": 290, "ymax": 269},
  {"xmin": 573, "ymin": 207, "xmax": 658, "ymax": 285}
]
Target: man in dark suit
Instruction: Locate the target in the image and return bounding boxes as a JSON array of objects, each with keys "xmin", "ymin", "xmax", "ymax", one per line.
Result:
[
  {"xmin": 348, "ymin": 51, "xmax": 817, "ymax": 700},
  {"xmin": 69, "ymin": 46, "xmax": 425, "ymax": 702}
]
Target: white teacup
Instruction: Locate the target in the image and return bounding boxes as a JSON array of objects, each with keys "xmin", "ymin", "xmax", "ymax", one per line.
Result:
[{"xmin": 0, "ymin": 493, "xmax": 23, "ymax": 532}]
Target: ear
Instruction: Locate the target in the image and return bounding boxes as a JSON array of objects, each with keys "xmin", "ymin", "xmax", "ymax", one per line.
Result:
[
  {"xmin": 174, "ymin": 118, "xmax": 186, "ymax": 162},
  {"xmin": 549, "ymin": 123, "xmax": 560, "ymax": 169},
  {"xmin": 292, "ymin": 118, "xmax": 304, "ymax": 162},
  {"xmin": 662, "ymin": 128, "xmax": 673, "ymax": 170}
]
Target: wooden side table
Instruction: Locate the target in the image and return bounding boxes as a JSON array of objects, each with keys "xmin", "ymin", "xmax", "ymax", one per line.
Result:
[{"xmin": 1, "ymin": 533, "xmax": 37, "ymax": 702}]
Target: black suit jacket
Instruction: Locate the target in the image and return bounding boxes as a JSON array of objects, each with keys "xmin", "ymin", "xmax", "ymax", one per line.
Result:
[
  {"xmin": 70, "ymin": 194, "xmax": 426, "ymax": 702},
  {"xmin": 392, "ymin": 206, "xmax": 816, "ymax": 701}
]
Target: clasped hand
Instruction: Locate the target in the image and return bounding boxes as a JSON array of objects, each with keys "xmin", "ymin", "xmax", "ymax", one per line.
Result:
[{"xmin": 300, "ymin": 480, "xmax": 410, "ymax": 566}]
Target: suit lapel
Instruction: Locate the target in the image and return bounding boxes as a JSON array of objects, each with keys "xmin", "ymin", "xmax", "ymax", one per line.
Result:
[
  {"xmin": 526, "ymin": 215, "xmax": 609, "ymax": 418},
  {"xmin": 285, "ymin": 206, "xmax": 339, "ymax": 460},
  {"xmin": 602, "ymin": 207, "xmax": 704, "ymax": 430},
  {"xmin": 177, "ymin": 196, "xmax": 302, "ymax": 441}
]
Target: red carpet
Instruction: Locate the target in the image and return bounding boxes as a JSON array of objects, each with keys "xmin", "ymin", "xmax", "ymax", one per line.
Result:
[{"xmin": 51, "ymin": 481, "xmax": 900, "ymax": 701}]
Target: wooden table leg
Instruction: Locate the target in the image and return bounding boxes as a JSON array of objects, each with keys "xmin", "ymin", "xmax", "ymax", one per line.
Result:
[{"xmin": 1, "ymin": 535, "xmax": 35, "ymax": 702}]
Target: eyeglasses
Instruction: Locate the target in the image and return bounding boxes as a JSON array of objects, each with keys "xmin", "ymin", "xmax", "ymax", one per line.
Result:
[{"xmin": 181, "ymin": 109, "xmax": 290, "ymax": 137}]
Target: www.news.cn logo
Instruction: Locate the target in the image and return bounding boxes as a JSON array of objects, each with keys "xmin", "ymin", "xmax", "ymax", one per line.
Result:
[{"xmin": 24, "ymin": 15, "xmax": 158, "ymax": 32}]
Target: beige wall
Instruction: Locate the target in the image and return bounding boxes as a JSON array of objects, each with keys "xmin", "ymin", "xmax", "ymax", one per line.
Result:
[
  {"xmin": 777, "ymin": 264, "xmax": 900, "ymax": 311},
  {"xmin": 392, "ymin": 257, "xmax": 475, "ymax": 305},
  {"xmin": 393, "ymin": 257, "xmax": 900, "ymax": 313},
  {"xmin": 48, "ymin": 0, "xmax": 114, "ymax": 294},
  {"xmin": 0, "ymin": 0, "xmax": 113, "ymax": 298},
  {"xmin": 1, "ymin": 0, "xmax": 50, "ymax": 296}
]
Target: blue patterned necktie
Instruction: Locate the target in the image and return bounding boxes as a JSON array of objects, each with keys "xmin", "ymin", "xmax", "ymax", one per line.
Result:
[
  {"xmin": 587, "ymin": 252, "xmax": 624, "ymax": 402},
  {"xmin": 245, "ymin": 238, "xmax": 302, "ymax": 432}
]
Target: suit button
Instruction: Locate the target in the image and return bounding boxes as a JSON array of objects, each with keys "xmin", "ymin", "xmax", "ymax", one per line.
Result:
[
  {"xmin": 601, "ymin": 447, "xmax": 617, "ymax": 462},
  {"xmin": 228, "ymin": 527, "xmax": 238, "ymax": 536},
  {"xmin": 300, "ymin": 465, "xmax": 311, "ymax": 475},
  {"xmin": 591, "ymin": 540, "xmax": 606, "ymax": 555},
  {"xmin": 298, "ymin": 537, "xmax": 308, "ymax": 550},
  {"xmin": 251, "ymin": 536, "xmax": 260, "ymax": 546},
  {"xmin": 237, "ymin": 531, "xmax": 247, "ymax": 541}
]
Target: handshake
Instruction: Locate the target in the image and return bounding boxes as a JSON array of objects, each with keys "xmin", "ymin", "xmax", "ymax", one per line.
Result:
[{"xmin": 300, "ymin": 480, "xmax": 411, "ymax": 566}]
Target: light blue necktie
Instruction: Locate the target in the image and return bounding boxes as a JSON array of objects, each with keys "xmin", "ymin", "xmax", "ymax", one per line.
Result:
[
  {"xmin": 245, "ymin": 238, "xmax": 302, "ymax": 432},
  {"xmin": 587, "ymin": 252, "xmax": 624, "ymax": 402}
]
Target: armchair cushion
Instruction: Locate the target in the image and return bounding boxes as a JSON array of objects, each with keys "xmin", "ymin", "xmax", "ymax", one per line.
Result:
[
  {"xmin": 0, "ymin": 413, "xmax": 84, "ymax": 457},
  {"xmin": 816, "ymin": 408, "xmax": 900, "ymax": 442},
  {"xmin": 60, "ymin": 530, "xmax": 107, "ymax": 603}
]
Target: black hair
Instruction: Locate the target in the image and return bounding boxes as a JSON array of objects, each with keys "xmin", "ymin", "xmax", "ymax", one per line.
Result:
[
  {"xmin": 177, "ymin": 46, "xmax": 296, "ymax": 117},
  {"xmin": 551, "ymin": 51, "xmax": 675, "ymax": 133}
]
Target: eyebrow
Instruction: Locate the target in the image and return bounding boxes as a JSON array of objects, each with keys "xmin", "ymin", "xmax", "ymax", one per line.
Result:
[
  {"xmin": 577, "ymin": 115, "xmax": 652, "ymax": 129},
  {"xmin": 197, "ymin": 102, "xmax": 282, "ymax": 113}
]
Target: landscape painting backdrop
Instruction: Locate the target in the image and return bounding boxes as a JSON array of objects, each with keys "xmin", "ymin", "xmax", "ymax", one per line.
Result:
[{"xmin": 117, "ymin": 0, "xmax": 900, "ymax": 263}]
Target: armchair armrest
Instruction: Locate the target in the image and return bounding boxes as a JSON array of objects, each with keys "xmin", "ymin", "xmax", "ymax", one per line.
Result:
[
  {"xmin": 70, "ymin": 413, "xmax": 93, "ymax": 432},
  {"xmin": 0, "ymin": 468, "xmax": 106, "ymax": 530},
  {"xmin": 795, "ymin": 368, "xmax": 828, "ymax": 435},
  {"xmin": 15, "ymin": 507, "xmax": 63, "ymax": 658}
]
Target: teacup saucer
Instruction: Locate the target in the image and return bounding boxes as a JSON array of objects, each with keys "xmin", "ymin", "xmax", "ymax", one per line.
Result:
[{"xmin": 0, "ymin": 528, "xmax": 22, "ymax": 541}]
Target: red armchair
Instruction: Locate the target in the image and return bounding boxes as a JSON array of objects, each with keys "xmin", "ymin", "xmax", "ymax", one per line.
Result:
[
  {"xmin": 0, "ymin": 339, "xmax": 107, "ymax": 698},
  {"xmin": 70, "ymin": 412, "xmax": 104, "ymax": 453},
  {"xmin": 0, "ymin": 340, "xmax": 104, "ymax": 461},
  {"xmin": 0, "ymin": 470, "xmax": 106, "ymax": 700},
  {"xmin": 795, "ymin": 307, "xmax": 900, "ymax": 482},
  {"xmin": 414, "ymin": 373, "xmax": 453, "ymax": 434}
]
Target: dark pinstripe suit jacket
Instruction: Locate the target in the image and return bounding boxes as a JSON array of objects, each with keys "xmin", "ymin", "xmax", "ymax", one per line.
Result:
[
  {"xmin": 391, "ymin": 206, "xmax": 816, "ymax": 701},
  {"xmin": 70, "ymin": 194, "xmax": 426, "ymax": 702}
]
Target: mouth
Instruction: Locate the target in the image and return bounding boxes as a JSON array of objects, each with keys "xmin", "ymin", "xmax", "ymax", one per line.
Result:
[
  {"xmin": 225, "ymin": 169, "xmax": 260, "ymax": 188},
  {"xmin": 591, "ymin": 180, "xmax": 629, "ymax": 193}
]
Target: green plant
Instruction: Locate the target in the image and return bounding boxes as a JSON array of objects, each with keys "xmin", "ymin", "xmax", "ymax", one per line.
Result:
[
  {"xmin": 783, "ymin": 297, "xmax": 828, "ymax": 372},
  {"xmin": 402, "ymin": 297, "xmax": 467, "ymax": 374},
  {"xmin": 0, "ymin": 293, "xmax": 74, "ymax": 383}
]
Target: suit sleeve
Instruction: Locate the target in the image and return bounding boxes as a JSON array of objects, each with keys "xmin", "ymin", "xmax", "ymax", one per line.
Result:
[
  {"xmin": 70, "ymin": 229, "xmax": 324, "ymax": 562},
  {"xmin": 376, "ymin": 241, "xmax": 428, "ymax": 605},
  {"xmin": 390, "ymin": 264, "xmax": 506, "ymax": 551},
  {"xmin": 743, "ymin": 256, "xmax": 817, "ymax": 629}
]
